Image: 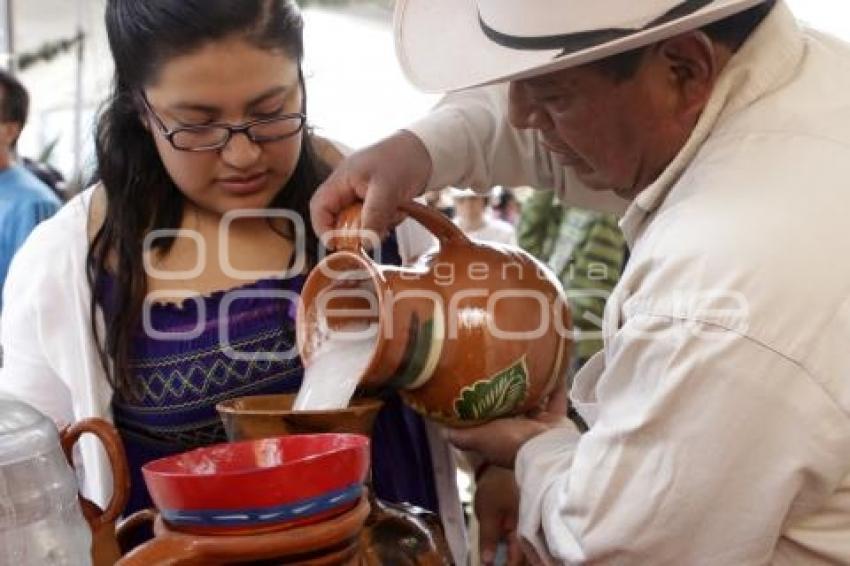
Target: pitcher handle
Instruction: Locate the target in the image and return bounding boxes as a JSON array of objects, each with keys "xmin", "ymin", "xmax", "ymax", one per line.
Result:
[
  {"xmin": 399, "ymin": 200, "xmax": 470, "ymax": 247},
  {"xmin": 61, "ymin": 418, "xmax": 131, "ymax": 530},
  {"xmin": 333, "ymin": 201, "xmax": 470, "ymax": 253}
]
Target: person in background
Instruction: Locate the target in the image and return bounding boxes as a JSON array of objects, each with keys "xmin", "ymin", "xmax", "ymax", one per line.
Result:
[
  {"xmin": 0, "ymin": 1, "xmax": 465, "ymax": 561},
  {"xmin": 0, "ymin": 70, "xmax": 61, "ymax": 313},
  {"xmin": 518, "ymin": 190, "xmax": 626, "ymax": 374},
  {"xmin": 452, "ymin": 187, "xmax": 516, "ymax": 246},
  {"xmin": 491, "ymin": 186, "xmax": 521, "ymax": 226},
  {"xmin": 21, "ymin": 157, "xmax": 67, "ymax": 202}
]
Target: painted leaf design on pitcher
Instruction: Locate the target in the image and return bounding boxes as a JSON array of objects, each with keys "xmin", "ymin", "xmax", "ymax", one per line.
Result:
[{"xmin": 454, "ymin": 357, "xmax": 529, "ymax": 421}]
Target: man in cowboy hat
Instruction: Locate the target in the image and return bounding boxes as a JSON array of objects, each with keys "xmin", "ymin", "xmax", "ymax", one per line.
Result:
[
  {"xmin": 451, "ymin": 187, "xmax": 518, "ymax": 245},
  {"xmin": 311, "ymin": 0, "xmax": 850, "ymax": 563}
]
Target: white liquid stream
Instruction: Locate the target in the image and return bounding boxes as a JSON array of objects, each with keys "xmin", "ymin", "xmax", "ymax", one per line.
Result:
[{"xmin": 293, "ymin": 324, "xmax": 378, "ymax": 411}]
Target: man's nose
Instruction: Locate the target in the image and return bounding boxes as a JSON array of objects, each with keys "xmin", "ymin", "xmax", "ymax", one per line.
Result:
[
  {"xmin": 221, "ymin": 131, "xmax": 262, "ymax": 168},
  {"xmin": 508, "ymin": 82, "xmax": 553, "ymax": 131}
]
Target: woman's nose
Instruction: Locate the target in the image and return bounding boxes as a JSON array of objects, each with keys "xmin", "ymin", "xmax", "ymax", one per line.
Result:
[{"xmin": 221, "ymin": 131, "xmax": 263, "ymax": 169}]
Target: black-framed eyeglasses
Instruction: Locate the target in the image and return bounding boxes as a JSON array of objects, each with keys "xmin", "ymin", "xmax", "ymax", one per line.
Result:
[{"xmin": 140, "ymin": 95, "xmax": 306, "ymax": 152}]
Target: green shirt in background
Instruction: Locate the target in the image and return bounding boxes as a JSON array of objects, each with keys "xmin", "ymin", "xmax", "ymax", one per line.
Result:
[{"xmin": 518, "ymin": 190, "xmax": 626, "ymax": 372}]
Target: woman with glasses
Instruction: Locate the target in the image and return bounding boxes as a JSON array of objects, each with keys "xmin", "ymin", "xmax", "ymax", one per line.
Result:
[{"xmin": 0, "ymin": 0, "xmax": 464, "ymax": 558}]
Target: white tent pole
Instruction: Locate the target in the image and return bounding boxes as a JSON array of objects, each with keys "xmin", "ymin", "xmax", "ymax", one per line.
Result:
[
  {"xmin": 72, "ymin": 0, "xmax": 85, "ymax": 183},
  {"xmin": 1, "ymin": 0, "xmax": 14, "ymax": 72}
]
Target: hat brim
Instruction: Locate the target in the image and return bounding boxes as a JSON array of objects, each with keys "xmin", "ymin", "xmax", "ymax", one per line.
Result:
[{"xmin": 395, "ymin": 0, "xmax": 768, "ymax": 93}]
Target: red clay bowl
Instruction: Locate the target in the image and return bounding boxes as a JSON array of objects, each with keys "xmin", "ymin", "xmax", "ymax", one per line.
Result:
[{"xmin": 141, "ymin": 434, "xmax": 370, "ymax": 535}]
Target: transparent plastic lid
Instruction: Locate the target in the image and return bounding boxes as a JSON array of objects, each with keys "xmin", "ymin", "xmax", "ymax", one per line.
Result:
[{"xmin": 0, "ymin": 398, "xmax": 61, "ymax": 467}]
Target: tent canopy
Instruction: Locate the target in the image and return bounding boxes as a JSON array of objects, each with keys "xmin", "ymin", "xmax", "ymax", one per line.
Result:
[{"xmin": 8, "ymin": 0, "xmax": 850, "ymax": 181}]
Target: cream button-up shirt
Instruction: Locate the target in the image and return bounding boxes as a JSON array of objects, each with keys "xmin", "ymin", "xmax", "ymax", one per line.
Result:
[{"xmin": 409, "ymin": 2, "xmax": 850, "ymax": 563}]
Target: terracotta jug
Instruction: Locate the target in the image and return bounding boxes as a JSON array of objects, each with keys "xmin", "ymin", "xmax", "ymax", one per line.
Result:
[
  {"xmin": 217, "ymin": 394, "xmax": 454, "ymax": 565},
  {"xmin": 60, "ymin": 418, "xmax": 131, "ymax": 566},
  {"xmin": 297, "ymin": 202, "xmax": 572, "ymax": 426}
]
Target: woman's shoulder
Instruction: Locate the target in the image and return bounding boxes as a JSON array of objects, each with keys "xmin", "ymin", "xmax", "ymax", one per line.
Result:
[{"xmin": 35, "ymin": 185, "xmax": 99, "ymax": 231}]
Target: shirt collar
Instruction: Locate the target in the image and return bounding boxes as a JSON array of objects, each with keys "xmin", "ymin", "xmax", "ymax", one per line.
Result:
[{"xmin": 619, "ymin": 0, "xmax": 806, "ymax": 247}]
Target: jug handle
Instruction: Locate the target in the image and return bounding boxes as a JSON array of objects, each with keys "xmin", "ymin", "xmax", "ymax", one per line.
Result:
[
  {"xmin": 332, "ymin": 201, "xmax": 470, "ymax": 253},
  {"xmin": 61, "ymin": 419, "xmax": 131, "ymax": 530},
  {"xmin": 399, "ymin": 200, "xmax": 470, "ymax": 248}
]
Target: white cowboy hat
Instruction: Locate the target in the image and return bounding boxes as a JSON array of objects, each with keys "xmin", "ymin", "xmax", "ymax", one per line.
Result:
[
  {"xmin": 394, "ymin": 0, "xmax": 771, "ymax": 93},
  {"xmin": 450, "ymin": 187, "xmax": 492, "ymax": 199}
]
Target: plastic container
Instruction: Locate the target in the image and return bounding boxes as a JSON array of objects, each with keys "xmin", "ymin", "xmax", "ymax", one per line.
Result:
[{"xmin": 0, "ymin": 398, "xmax": 92, "ymax": 566}]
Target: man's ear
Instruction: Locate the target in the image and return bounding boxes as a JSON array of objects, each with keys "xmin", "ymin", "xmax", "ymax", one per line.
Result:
[{"xmin": 658, "ymin": 31, "xmax": 721, "ymax": 119}]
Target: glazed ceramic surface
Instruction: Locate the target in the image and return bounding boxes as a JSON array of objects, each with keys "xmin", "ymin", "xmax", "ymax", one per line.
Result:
[
  {"xmin": 216, "ymin": 393, "xmax": 452, "ymax": 565},
  {"xmin": 60, "ymin": 419, "xmax": 131, "ymax": 566},
  {"xmin": 116, "ymin": 495, "xmax": 370, "ymax": 566},
  {"xmin": 141, "ymin": 434, "xmax": 370, "ymax": 535},
  {"xmin": 217, "ymin": 394, "xmax": 383, "ymax": 441},
  {"xmin": 298, "ymin": 201, "xmax": 572, "ymax": 426}
]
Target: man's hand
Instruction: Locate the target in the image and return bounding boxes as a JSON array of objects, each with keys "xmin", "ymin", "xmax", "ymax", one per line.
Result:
[
  {"xmin": 310, "ymin": 130, "xmax": 433, "ymax": 243},
  {"xmin": 448, "ymin": 411, "xmax": 569, "ymax": 468},
  {"xmin": 449, "ymin": 370, "xmax": 572, "ymax": 468},
  {"xmin": 475, "ymin": 465, "xmax": 527, "ymax": 566}
]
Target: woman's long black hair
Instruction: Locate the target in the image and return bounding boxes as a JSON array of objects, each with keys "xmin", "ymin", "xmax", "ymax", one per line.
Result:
[{"xmin": 88, "ymin": 0, "xmax": 328, "ymax": 398}]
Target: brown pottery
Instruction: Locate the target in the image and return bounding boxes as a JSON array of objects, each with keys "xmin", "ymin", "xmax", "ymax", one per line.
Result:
[
  {"xmin": 218, "ymin": 394, "xmax": 384, "ymax": 440},
  {"xmin": 297, "ymin": 201, "xmax": 572, "ymax": 426},
  {"xmin": 59, "ymin": 418, "xmax": 131, "ymax": 566},
  {"xmin": 115, "ymin": 495, "xmax": 371, "ymax": 565},
  {"xmin": 217, "ymin": 393, "xmax": 454, "ymax": 565}
]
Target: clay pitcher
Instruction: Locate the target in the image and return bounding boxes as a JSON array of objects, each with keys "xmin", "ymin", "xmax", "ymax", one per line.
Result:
[
  {"xmin": 297, "ymin": 201, "xmax": 572, "ymax": 426},
  {"xmin": 60, "ymin": 418, "xmax": 131, "ymax": 566}
]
